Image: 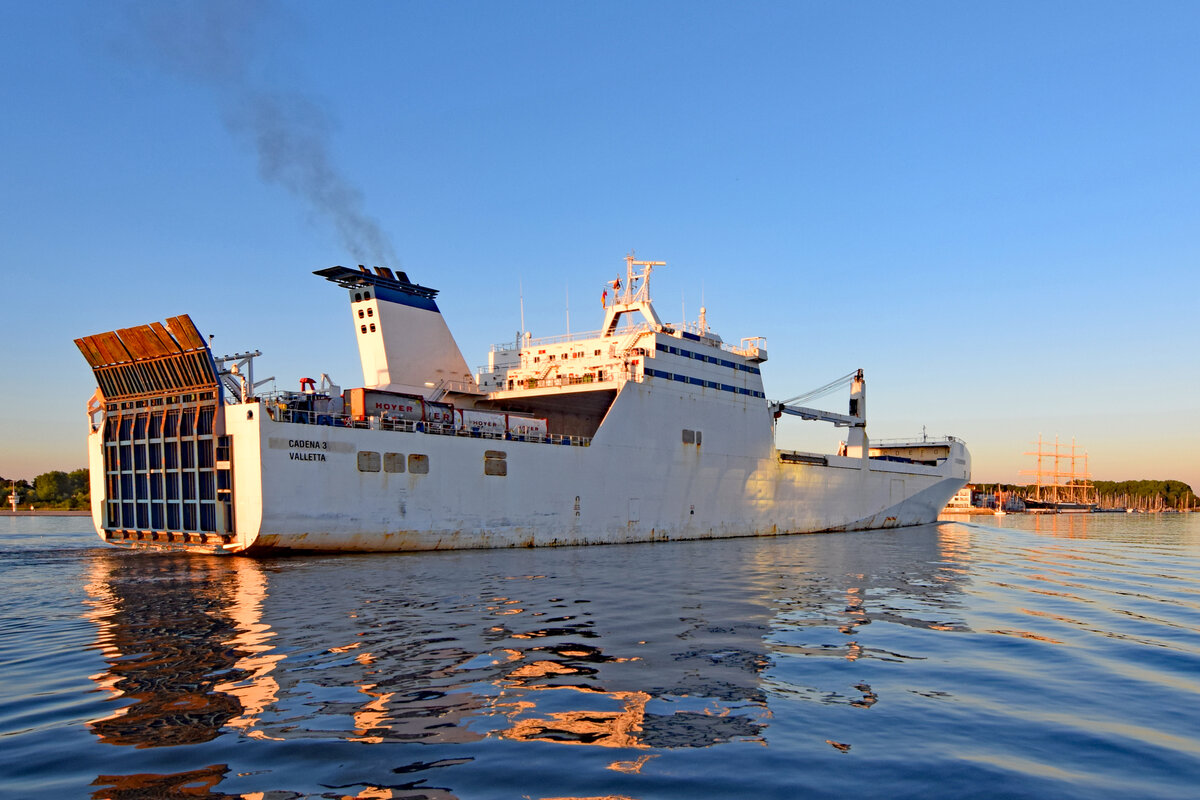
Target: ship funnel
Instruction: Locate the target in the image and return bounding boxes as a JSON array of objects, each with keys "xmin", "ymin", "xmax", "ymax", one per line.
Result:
[{"xmin": 314, "ymin": 266, "xmax": 478, "ymax": 398}]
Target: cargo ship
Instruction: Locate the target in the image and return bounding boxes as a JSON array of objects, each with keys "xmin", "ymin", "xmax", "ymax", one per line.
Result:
[{"xmin": 75, "ymin": 255, "xmax": 971, "ymax": 553}]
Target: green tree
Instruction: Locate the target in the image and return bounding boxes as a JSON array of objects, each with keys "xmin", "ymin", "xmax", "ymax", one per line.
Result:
[
  {"xmin": 68, "ymin": 468, "xmax": 90, "ymax": 509},
  {"xmin": 34, "ymin": 471, "xmax": 71, "ymax": 506}
]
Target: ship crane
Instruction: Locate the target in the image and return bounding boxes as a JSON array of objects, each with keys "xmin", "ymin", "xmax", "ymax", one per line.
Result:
[
  {"xmin": 770, "ymin": 369, "xmax": 866, "ymax": 428},
  {"xmin": 214, "ymin": 350, "xmax": 273, "ymax": 403},
  {"xmin": 771, "ymin": 404, "xmax": 863, "ymax": 428}
]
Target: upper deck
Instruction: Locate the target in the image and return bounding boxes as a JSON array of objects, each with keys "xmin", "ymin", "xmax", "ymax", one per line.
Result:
[{"xmin": 476, "ymin": 256, "xmax": 767, "ymax": 401}]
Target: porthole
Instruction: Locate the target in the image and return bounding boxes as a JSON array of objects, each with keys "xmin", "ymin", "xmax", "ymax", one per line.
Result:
[
  {"xmin": 361, "ymin": 325, "xmax": 367, "ymax": 334},
  {"xmin": 354, "ymin": 292, "xmax": 363, "ymax": 302},
  {"xmin": 367, "ymin": 308, "xmax": 374, "ymax": 317},
  {"xmin": 358, "ymin": 309, "xmax": 365, "ymax": 319},
  {"xmin": 369, "ymin": 323, "xmax": 376, "ymax": 332},
  {"xmin": 364, "ymin": 291, "xmax": 372, "ymax": 300}
]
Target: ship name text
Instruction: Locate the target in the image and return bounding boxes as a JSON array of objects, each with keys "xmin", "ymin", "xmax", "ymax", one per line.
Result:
[{"xmin": 290, "ymin": 439, "xmax": 327, "ymax": 462}]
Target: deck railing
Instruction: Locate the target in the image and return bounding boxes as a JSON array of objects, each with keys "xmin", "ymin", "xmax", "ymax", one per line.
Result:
[
  {"xmin": 870, "ymin": 435, "xmax": 964, "ymax": 446},
  {"xmin": 487, "ymin": 323, "xmax": 766, "ymax": 360},
  {"xmin": 264, "ymin": 405, "xmax": 591, "ymax": 447}
]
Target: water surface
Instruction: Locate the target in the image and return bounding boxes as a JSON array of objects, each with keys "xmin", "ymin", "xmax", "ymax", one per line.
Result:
[{"xmin": 2, "ymin": 513, "xmax": 1199, "ymax": 798}]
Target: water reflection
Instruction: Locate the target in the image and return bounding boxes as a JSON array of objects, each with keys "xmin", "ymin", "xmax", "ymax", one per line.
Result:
[
  {"xmin": 83, "ymin": 554, "xmax": 264, "ymax": 748},
  {"xmin": 80, "ymin": 523, "xmax": 974, "ymax": 796},
  {"xmin": 767, "ymin": 524, "xmax": 972, "ymax": 662},
  {"xmin": 90, "ymin": 764, "xmax": 238, "ymax": 800},
  {"xmin": 996, "ymin": 509, "xmax": 1199, "ymax": 544}
]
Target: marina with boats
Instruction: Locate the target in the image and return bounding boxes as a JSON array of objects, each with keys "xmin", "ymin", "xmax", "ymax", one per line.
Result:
[
  {"xmin": 941, "ymin": 435, "xmax": 1196, "ymax": 515},
  {"xmin": 1020, "ymin": 435, "xmax": 1098, "ymax": 512}
]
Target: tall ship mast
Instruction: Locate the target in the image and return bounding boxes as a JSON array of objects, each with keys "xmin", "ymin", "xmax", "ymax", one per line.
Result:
[
  {"xmin": 74, "ymin": 255, "xmax": 971, "ymax": 554},
  {"xmin": 1020, "ymin": 434, "xmax": 1097, "ymax": 512}
]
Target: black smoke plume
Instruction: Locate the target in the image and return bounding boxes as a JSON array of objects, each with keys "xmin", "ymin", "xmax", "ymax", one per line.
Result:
[{"xmin": 119, "ymin": 0, "xmax": 398, "ymax": 266}]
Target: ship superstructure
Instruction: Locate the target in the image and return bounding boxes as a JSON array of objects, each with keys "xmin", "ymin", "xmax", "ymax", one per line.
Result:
[{"xmin": 75, "ymin": 255, "xmax": 970, "ymax": 553}]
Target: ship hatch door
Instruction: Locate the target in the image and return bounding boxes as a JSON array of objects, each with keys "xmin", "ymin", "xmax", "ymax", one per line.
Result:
[{"xmin": 77, "ymin": 314, "xmax": 235, "ymax": 548}]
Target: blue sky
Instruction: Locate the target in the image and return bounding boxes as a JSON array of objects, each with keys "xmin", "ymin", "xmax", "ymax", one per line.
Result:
[{"xmin": 2, "ymin": 1, "xmax": 1198, "ymax": 490}]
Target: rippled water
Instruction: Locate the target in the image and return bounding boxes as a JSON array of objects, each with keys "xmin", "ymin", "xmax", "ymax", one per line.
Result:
[{"xmin": 2, "ymin": 513, "xmax": 1199, "ymax": 799}]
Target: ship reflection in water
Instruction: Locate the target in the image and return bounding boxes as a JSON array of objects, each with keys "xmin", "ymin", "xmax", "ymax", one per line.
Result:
[{"xmin": 80, "ymin": 525, "xmax": 975, "ymax": 798}]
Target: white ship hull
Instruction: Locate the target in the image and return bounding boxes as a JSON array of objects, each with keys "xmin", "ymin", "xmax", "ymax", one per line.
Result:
[
  {"xmin": 84, "ymin": 383, "xmax": 968, "ymax": 554},
  {"xmin": 76, "ymin": 258, "xmax": 970, "ymax": 554}
]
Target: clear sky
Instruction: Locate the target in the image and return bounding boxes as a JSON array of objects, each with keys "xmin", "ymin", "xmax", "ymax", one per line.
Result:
[{"xmin": 2, "ymin": 1, "xmax": 1198, "ymax": 490}]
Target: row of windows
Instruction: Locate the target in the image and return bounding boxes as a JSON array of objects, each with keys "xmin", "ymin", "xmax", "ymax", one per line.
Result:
[
  {"xmin": 644, "ymin": 368, "xmax": 766, "ymax": 398},
  {"xmin": 357, "ymin": 450, "xmax": 510, "ymax": 476},
  {"xmin": 654, "ymin": 343, "xmax": 761, "ymax": 375},
  {"xmin": 533, "ymin": 349, "xmax": 602, "ymax": 363},
  {"xmin": 358, "ymin": 451, "xmax": 429, "ymax": 473},
  {"xmin": 360, "ymin": 323, "xmax": 377, "ymax": 334},
  {"xmin": 353, "ymin": 291, "xmax": 374, "ymax": 302},
  {"xmin": 357, "ymin": 307, "xmax": 375, "ymax": 319}
]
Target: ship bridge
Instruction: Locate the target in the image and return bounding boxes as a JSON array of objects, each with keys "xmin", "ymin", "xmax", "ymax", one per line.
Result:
[{"xmin": 471, "ymin": 255, "xmax": 771, "ymax": 438}]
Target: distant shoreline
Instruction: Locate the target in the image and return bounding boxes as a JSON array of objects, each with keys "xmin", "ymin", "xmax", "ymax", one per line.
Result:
[{"xmin": 0, "ymin": 509, "xmax": 91, "ymax": 517}]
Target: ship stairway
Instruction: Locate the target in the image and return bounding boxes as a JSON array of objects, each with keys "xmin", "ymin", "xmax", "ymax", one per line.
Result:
[{"xmin": 613, "ymin": 327, "xmax": 654, "ymax": 361}]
